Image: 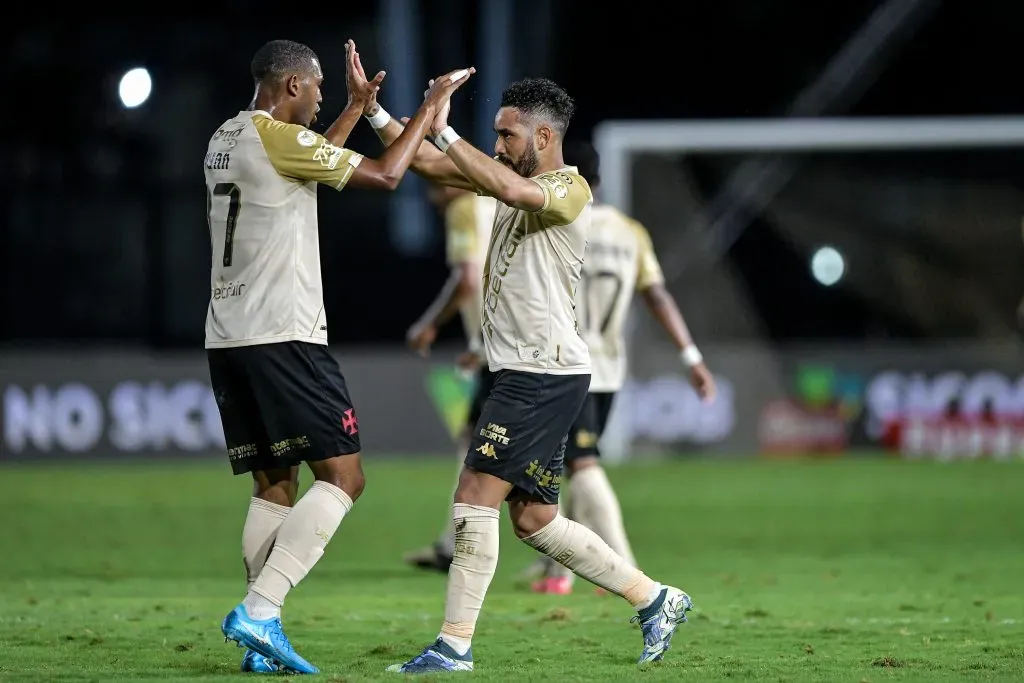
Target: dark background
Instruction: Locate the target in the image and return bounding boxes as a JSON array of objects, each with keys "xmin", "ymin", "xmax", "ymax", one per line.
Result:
[{"xmin": 3, "ymin": 1, "xmax": 1022, "ymax": 349}]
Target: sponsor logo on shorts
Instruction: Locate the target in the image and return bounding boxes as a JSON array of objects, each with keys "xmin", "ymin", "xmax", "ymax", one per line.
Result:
[
  {"xmin": 475, "ymin": 442, "xmax": 497, "ymax": 458},
  {"xmin": 270, "ymin": 435, "xmax": 310, "ymax": 457},
  {"xmin": 574, "ymin": 429, "xmax": 598, "ymax": 448},
  {"xmin": 479, "ymin": 422, "xmax": 510, "ymax": 445},
  {"xmin": 228, "ymin": 443, "xmax": 259, "ymax": 461},
  {"xmin": 525, "ymin": 459, "xmax": 561, "ymax": 489}
]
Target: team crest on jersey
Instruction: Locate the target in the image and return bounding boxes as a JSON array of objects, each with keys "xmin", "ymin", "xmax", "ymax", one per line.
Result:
[
  {"xmin": 540, "ymin": 173, "xmax": 568, "ymax": 199},
  {"xmin": 313, "ymin": 141, "xmax": 344, "ymax": 170},
  {"xmin": 296, "ymin": 130, "xmax": 318, "ymax": 147}
]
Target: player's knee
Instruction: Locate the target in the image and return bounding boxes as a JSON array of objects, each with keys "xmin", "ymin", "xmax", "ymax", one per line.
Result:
[
  {"xmin": 510, "ymin": 502, "xmax": 558, "ymax": 539},
  {"xmin": 309, "ymin": 453, "xmax": 366, "ymax": 502},
  {"xmin": 453, "ymin": 467, "xmax": 508, "ymax": 509},
  {"xmin": 251, "ymin": 467, "xmax": 300, "ymax": 506}
]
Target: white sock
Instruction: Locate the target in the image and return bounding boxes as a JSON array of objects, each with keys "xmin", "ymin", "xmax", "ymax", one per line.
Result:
[
  {"xmin": 247, "ymin": 481, "xmax": 353, "ymax": 617},
  {"xmin": 437, "ymin": 503, "xmax": 500, "ymax": 655},
  {"xmin": 522, "ymin": 514, "xmax": 657, "ymax": 608},
  {"xmin": 570, "ymin": 466, "xmax": 637, "ymax": 567},
  {"xmin": 242, "ymin": 591, "xmax": 280, "ymax": 621},
  {"xmin": 242, "ymin": 497, "xmax": 290, "ymax": 590}
]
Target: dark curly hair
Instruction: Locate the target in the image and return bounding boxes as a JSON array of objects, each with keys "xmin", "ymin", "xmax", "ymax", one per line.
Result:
[
  {"xmin": 500, "ymin": 78, "xmax": 576, "ymax": 137},
  {"xmin": 564, "ymin": 140, "xmax": 600, "ymax": 188},
  {"xmin": 250, "ymin": 40, "xmax": 320, "ymax": 84}
]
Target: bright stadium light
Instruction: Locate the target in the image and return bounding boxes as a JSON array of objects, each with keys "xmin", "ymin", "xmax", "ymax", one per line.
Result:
[
  {"xmin": 811, "ymin": 246, "xmax": 846, "ymax": 286},
  {"xmin": 118, "ymin": 67, "xmax": 152, "ymax": 109}
]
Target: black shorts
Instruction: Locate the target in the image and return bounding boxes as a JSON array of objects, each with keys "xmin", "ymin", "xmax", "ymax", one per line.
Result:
[
  {"xmin": 465, "ymin": 370, "xmax": 590, "ymax": 505},
  {"xmin": 467, "ymin": 367, "xmax": 495, "ymax": 428},
  {"xmin": 207, "ymin": 341, "xmax": 361, "ymax": 475},
  {"xmin": 565, "ymin": 392, "xmax": 617, "ymax": 462}
]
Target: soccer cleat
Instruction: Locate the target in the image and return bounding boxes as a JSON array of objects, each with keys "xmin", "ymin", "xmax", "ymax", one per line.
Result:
[
  {"xmin": 403, "ymin": 543, "xmax": 453, "ymax": 574},
  {"xmin": 241, "ymin": 648, "xmax": 279, "ymax": 673},
  {"xmin": 632, "ymin": 586, "xmax": 693, "ymax": 665},
  {"xmin": 221, "ymin": 604, "xmax": 318, "ymax": 675},
  {"xmin": 531, "ymin": 576, "xmax": 573, "ymax": 595},
  {"xmin": 386, "ymin": 638, "xmax": 474, "ymax": 674}
]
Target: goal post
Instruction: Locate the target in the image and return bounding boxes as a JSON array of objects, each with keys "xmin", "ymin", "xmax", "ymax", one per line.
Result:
[
  {"xmin": 594, "ymin": 116, "xmax": 1024, "ymax": 215},
  {"xmin": 591, "ymin": 116, "xmax": 1024, "ymax": 463}
]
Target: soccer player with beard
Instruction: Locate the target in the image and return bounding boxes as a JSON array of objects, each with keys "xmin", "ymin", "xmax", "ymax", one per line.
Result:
[{"xmin": 353, "ymin": 70, "xmax": 695, "ymax": 672}]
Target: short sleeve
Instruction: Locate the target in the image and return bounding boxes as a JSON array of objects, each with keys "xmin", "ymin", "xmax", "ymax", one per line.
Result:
[
  {"xmin": 630, "ymin": 220, "xmax": 665, "ymax": 291},
  {"xmin": 253, "ymin": 115, "xmax": 363, "ymax": 191},
  {"xmin": 445, "ymin": 194, "xmax": 479, "ymax": 266},
  {"xmin": 530, "ymin": 170, "xmax": 592, "ymax": 227}
]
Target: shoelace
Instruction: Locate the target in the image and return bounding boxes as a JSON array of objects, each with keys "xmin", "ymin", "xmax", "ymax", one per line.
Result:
[{"xmin": 267, "ymin": 621, "xmax": 297, "ymax": 655}]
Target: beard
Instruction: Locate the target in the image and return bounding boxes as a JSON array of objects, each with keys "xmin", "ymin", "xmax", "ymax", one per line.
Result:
[{"xmin": 499, "ymin": 145, "xmax": 539, "ymax": 178}]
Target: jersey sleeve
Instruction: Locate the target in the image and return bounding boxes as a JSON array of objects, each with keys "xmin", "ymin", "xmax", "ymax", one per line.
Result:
[
  {"xmin": 253, "ymin": 115, "xmax": 363, "ymax": 191},
  {"xmin": 530, "ymin": 170, "xmax": 592, "ymax": 227},
  {"xmin": 630, "ymin": 220, "xmax": 666, "ymax": 291},
  {"xmin": 444, "ymin": 194, "xmax": 480, "ymax": 266}
]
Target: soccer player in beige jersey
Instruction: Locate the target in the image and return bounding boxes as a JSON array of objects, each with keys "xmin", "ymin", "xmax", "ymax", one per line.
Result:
[
  {"xmin": 402, "ymin": 185, "xmax": 499, "ymax": 572},
  {"xmin": 357, "ymin": 75, "xmax": 694, "ymax": 673},
  {"xmin": 529, "ymin": 141, "xmax": 717, "ymax": 595},
  {"xmin": 207, "ymin": 39, "xmax": 474, "ymax": 675}
]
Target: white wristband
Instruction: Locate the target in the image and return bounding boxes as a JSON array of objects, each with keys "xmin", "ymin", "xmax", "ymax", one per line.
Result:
[
  {"xmin": 681, "ymin": 345, "xmax": 703, "ymax": 368},
  {"xmin": 365, "ymin": 106, "xmax": 390, "ymax": 130},
  {"xmin": 434, "ymin": 126, "xmax": 461, "ymax": 154}
]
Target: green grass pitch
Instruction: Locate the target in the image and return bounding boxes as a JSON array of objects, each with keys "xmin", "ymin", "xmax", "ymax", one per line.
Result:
[{"xmin": 2, "ymin": 456, "xmax": 1023, "ymax": 681}]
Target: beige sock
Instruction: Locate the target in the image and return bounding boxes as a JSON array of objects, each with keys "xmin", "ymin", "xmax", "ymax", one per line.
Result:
[
  {"xmin": 249, "ymin": 481, "xmax": 353, "ymax": 607},
  {"xmin": 438, "ymin": 442, "xmax": 469, "ymax": 555},
  {"xmin": 242, "ymin": 497, "xmax": 291, "ymax": 589},
  {"xmin": 523, "ymin": 514, "xmax": 658, "ymax": 608},
  {"xmin": 438, "ymin": 503, "xmax": 500, "ymax": 655},
  {"xmin": 570, "ymin": 466, "xmax": 637, "ymax": 567}
]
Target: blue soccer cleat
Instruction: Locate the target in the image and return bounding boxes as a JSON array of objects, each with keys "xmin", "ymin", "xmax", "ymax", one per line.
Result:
[
  {"xmin": 221, "ymin": 604, "xmax": 318, "ymax": 674},
  {"xmin": 386, "ymin": 638, "xmax": 474, "ymax": 674},
  {"xmin": 633, "ymin": 585, "xmax": 693, "ymax": 665},
  {"xmin": 241, "ymin": 648, "xmax": 279, "ymax": 673}
]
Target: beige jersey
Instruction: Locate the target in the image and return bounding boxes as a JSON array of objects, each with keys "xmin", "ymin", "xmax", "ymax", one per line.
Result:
[
  {"xmin": 481, "ymin": 167, "xmax": 593, "ymax": 375},
  {"xmin": 445, "ymin": 193, "xmax": 498, "ymax": 353},
  {"xmin": 577, "ymin": 204, "xmax": 665, "ymax": 392},
  {"xmin": 203, "ymin": 110, "xmax": 363, "ymax": 349}
]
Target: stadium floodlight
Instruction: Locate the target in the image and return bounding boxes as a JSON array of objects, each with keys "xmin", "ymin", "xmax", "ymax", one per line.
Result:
[
  {"xmin": 811, "ymin": 246, "xmax": 846, "ymax": 287},
  {"xmin": 118, "ymin": 67, "xmax": 152, "ymax": 109},
  {"xmin": 594, "ymin": 116, "xmax": 1024, "ymax": 215}
]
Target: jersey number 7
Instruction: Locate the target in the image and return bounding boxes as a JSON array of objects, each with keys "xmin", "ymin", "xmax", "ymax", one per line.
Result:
[
  {"xmin": 207, "ymin": 182, "xmax": 242, "ymax": 267},
  {"xmin": 581, "ymin": 270, "xmax": 623, "ymax": 335}
]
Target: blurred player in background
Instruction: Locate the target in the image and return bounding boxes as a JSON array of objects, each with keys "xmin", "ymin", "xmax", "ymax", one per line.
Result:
[
  {"xmin": 527, "ymin": 141, "xmax": 717, "ymax": 596},
  {"xmin": 402, "ymin": 184, "xmax": 498, "ymax": 572},
  {"xmin": 359, "ymin": 73, "xmax": 693, "ymax": 673},
  {"xmin": 207, "ymin": 39, "xmax": 473, "ymax": 674}
]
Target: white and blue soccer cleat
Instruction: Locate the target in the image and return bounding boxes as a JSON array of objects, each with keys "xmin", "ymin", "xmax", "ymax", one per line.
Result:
[
  {"xmin": 633, "ymin": 585, "xmax": 693, "ymax": 665},
  {"xmin": 386, "ymin": 638, "xmax": 474, "ymax": 674},
  {"xmin": 241, "ymin": 648, "xmax": 279, "ymax": 673},
  {"xmin": 221, "ymin": 604, "xmax": 318, "ymax": 674}
]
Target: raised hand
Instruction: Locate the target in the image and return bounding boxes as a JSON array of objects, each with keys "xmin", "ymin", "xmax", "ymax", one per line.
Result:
[
  {"xmin": 422, "ymin": 67, "xmax": 475, "ymax": 132},
  {"xmin": 345, "ymin": 39, "xmax": 385, "ymax": 112}
]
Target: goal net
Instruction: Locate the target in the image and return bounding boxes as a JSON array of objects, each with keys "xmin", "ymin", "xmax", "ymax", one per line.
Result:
[{"xmin": 593, "ymin": 117, "xmax": 1024, "ymax": 462}]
